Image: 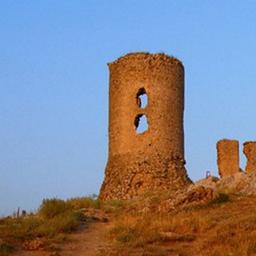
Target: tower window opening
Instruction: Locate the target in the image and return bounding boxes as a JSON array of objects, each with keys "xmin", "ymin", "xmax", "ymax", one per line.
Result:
[
  {"xmin": 136, "ymin": 88, "xmax": 148, "ymax": 108},
  {"xmin": 134, "ymin": 114, "xmax": 148, "ymax": 134}
]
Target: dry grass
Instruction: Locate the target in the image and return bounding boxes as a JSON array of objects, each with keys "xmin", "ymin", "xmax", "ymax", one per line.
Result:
[
  {"xmin": 106, "ymin": 194, "xmax": 256, "ymax": 256},
  {"xmin": 67, "ymin": 195, "xmax": 100, "ymax": 210},
  {"xmin": 0, "ymin": 196, "xmax": 99, "ymax": 255},
  {"xmin": 3, "ymin": 194, "xmax": 256, "ymax": 256}
]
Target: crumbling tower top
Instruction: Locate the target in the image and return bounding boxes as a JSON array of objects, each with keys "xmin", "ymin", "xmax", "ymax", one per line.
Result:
[{"xmin": 108, "ymin": 52, "xmax": 184, "ymax": 68}]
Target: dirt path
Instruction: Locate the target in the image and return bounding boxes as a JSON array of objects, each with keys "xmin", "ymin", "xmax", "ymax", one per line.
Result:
[
  {"xmin": 15, "ymin": 220, "xmax": 112, "ymax": 256},
  {"xmin": 60, "ymin": 220, "xmax": 112, "ymax": 256}
]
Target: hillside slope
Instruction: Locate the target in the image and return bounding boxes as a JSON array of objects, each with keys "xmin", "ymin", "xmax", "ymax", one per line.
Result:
[
  {"xmin": 101, "ymin": 194, "xmax": 256, "ymax": 256},
  {"xmin": 2, "ymin": 188, "xmax": 256, "ymax": 255}
]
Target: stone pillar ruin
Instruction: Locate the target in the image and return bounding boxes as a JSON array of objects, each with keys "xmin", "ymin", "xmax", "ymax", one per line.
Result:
[
  {"xmin": 243, "ymin": 141, "xmax": 256, "ymax": 173},
  {"xmin": 217, "ymin": 139, "xmax": 240, "ymax": 177},
  {"xmin": 99, "ymin": 52, "xmax": 191, "ymax": 200}
]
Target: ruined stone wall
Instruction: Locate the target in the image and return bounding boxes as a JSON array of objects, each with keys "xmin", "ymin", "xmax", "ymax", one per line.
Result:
[
  {"xmin": 217, "ymin": 139, "xmax": 240, "ymax": 177},
  {"xmin": 100, "ymin": 52, "xmax": 191, "ymax": 200},
  {"xmin": 243, "ymin": 141, "xmax": 256, "ymax": 173}
]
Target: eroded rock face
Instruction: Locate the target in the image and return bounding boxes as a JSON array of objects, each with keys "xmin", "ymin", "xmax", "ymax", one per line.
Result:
[
  {"xmin": 243, "ymin": 141, "xmax": 256, "ymax": 174},
  {"xmin": 196, "ymin": 172, "xmax": 256, "ymax": 196},
  {"xmin": 156, "ymin": 185, "xmax": 218, "ymax": 213},
  {"xmin": 166, "ymin": 185, "xmax": 217, "ymax": 210},
  {"xmin": 99, "ymin": 52, "xmax": 191, "ymax": 200},
  {"xmin": 217, "ymin": 139, "xmax": 240, "ymax": 177}
]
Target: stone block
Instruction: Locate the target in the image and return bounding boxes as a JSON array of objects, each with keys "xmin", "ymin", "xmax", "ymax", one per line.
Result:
[
  {"xmin": 217, "ymin": 139, "xmax": 240, "ymax": 177},
  {"xmin": 243, "ymin": 141, "xmax": 256, "ymax": 173}
]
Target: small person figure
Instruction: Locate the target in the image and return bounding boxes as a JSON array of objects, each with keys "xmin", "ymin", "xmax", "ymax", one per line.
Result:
[
  {"xmin": 22, "ymin": 210, "xmax": 27, "ymax": 217},
  {"xmin": 206, "ymin": 170, "xmax": 211, "ymax": 178}
]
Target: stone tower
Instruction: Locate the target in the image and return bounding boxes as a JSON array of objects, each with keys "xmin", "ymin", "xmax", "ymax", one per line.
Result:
[{"xmin": 99, "ymin": 52, "xmax": 191, "ymax": 200}]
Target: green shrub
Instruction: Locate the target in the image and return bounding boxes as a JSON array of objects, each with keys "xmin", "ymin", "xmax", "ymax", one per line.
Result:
[
  {"xmin": 13, "ymin": 216, "xmax": 42, "ymax": 240},
  {"xmin": 208, "ymin": 193, "xmax": 230, "ymax": 206},
  {"xmin": 0, "ymin": 211, "xmax": 82, "ymax": 242},
  {"xmin": 38, "ymin": 199, "xmax": 72, "ymax": 219},
  {"xmin": 109, "ymin": 215, "xmax": 162, "ymax": 247},
  {"xmin": 247, "ymin": 241, "xmax": 256, "ymax": 254},
  {"xmin": 0, "ymin": 196, "xmax": 101, "ymax": 253},
  {"xmin": 67, "ymin": 197, "xmax": 100, "ymax": 210},
  {"xmin": 0, "ymin": 241, "xmax": 14, "ymax": 255},
  {"xmin": 115, "ymin": 226, "xmax": 138, "ymax": 243},
  {"xmin": 102, "ymin": 200, "xmax": 124, "ymax": 213},
  {"xmin": 36, "ymin": 211, "xmax": 81, "ymax": 237}
]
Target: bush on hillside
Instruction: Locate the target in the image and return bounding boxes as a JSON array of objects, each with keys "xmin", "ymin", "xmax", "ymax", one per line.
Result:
[
  {"xmin": 38, "ymin": 199, "xmax": 72, "ymax": 219},
  {"xmin": 67, "ymin": 196, "xmax": 100, "ymax": 210}
]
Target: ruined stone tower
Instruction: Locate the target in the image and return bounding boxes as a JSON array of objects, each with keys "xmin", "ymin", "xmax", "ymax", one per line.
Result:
[
  {"xmin": 99, "ymin": 52, "xmax": 191, "ymax": 200},
  {"xmin": 217, "ymin": 139, "xmax": 240, "ymax": 177},
  {"xmin": 243, "ymin": 141, "xmax": 256, "ymax": 173}
]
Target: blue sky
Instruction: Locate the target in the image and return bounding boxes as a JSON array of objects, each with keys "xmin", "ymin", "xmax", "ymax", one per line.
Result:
[{"xmin": 1, "ymin": 1, "xmax": 256, "ymax": 215}]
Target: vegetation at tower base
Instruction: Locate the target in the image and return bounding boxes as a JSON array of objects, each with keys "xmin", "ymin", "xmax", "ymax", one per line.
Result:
[
  {"xmin": 100, "ymin": 52, "xmax": 192, "ymax": 200},
  {"xmin": 3, "ymin": 178, "xmax": 256, "ymax": 255},
  {"xmin": 98, "ymin": 174, "xmax": 256, "ymax": 256},
  {"xmin": 101, "ymin": 195, "xmax": 256, "ymax": 256}
]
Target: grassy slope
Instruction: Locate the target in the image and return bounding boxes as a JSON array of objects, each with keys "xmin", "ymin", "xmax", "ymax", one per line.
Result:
[
  {"xmin": 0, "ymin": 197, "xmax": 100, "ymax": 256},
  {"xmin": 104, "ymin": 195, "xmax": 256, "ymax": 256},
  {"xmin": 2, "ymin": 195, "xmax": 256, "ymax": 256}
]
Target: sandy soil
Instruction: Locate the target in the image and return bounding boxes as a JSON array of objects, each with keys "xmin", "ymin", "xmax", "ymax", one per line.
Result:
[{"xmin": 60, "ymin": 221, "xmax": 112, "ymax": 256}]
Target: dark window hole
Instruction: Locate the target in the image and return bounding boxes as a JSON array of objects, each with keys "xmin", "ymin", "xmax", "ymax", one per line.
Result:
[{"xmin": 136, "ymin": 88, "xmax": 148, "ymax": 108}]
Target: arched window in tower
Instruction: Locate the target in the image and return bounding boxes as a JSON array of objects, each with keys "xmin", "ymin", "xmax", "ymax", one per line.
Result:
[
  {"xmin": 134, "ymin": 114, "xmax": 148, "ymax": 134},
  {"xmin": 136, "ymin": 88, "xmax": 148, "ymax": 108}
]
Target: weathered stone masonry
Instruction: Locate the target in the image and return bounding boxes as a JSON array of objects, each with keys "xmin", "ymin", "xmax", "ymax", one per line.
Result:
[
  {"xmin": 99, "ymin": 52, "xmax": 191, "ymax": 200},
  {"xmin": 243, "ymin": 141, "xmax": 256, "ymax": 174},
  {"xmin": 217, "ymin": 139, "xmax": 256, "ymax": 177},
  {"xmin": 217, "ymin": 139, "xmax": 240, "ymax": 177}
]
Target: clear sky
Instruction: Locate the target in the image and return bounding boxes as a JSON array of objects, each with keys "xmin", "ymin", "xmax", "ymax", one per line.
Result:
[{"xmin": 1, "ymin": 1, "xmax": 256, "ymax": 216}]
